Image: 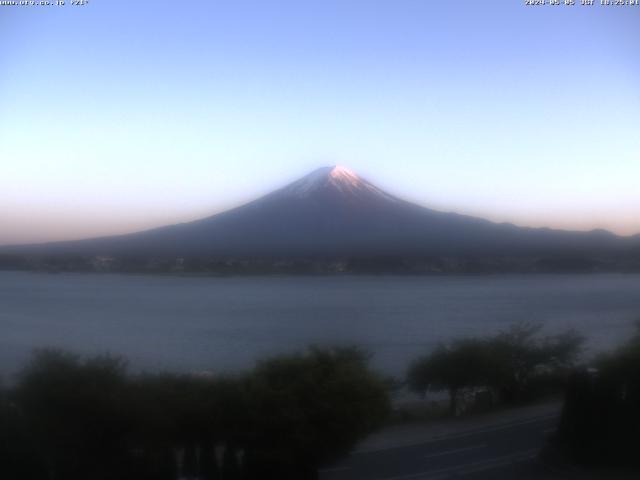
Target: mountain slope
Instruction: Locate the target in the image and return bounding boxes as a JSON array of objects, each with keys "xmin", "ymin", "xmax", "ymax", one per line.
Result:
[{"xmin": 5, "ymin": 166, "xmax": 635, "ymax": 258}]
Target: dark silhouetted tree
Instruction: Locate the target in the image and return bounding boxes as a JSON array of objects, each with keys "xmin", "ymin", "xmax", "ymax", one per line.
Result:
[
  {"xmin": 14, "ymin": 349, "xmax": 130, "ymax": 480},
  {"xmin": 408, "ymin": 323, "xmax": 584, "ymax": 413},
  {"xmin": 244, "ymin": 346, "xmax": 390, "ymax": 479},
  {"xmin": 407, "ymin": 338, "xmax": 493, "ymax": 415}
]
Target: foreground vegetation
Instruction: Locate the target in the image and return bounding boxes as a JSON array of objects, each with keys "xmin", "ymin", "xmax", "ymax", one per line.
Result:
[
  {"xmin": 0, "ymin": 347, "xmax": 389, "ymax": 480},
  {"xmin": 553, "ymin": 324, "xmax": 640, "ymax": 469},
  {"xmin": 407, "ymin": 323, "xmax": 584, "ymax": 415},
  {"xmin": 3, "ymin": 322, "xmax": 639, "ymax": 478}
]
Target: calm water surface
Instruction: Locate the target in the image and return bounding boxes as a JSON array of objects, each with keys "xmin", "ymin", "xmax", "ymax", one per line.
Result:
[{"xmin": 1, "ymin": 271, "xmax": 640, "ymax": 378}]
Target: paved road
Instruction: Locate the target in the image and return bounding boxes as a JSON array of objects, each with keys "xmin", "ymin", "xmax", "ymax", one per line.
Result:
[{"xmin": 319, "ymin": 411, "xmax": 560, "ymax": 480}]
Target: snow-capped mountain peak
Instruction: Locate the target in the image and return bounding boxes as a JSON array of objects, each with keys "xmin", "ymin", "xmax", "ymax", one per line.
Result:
[
  {"xmin": 328, "ymin": 165, "xmax": 359, "ymax": 184},
  {"xmin": 276, "ymin": 165, "xmax": 397, "ymax": 202}
]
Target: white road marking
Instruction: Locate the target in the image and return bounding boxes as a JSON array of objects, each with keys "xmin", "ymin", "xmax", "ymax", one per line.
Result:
[
  {"xmin": 452, "ymin": 449, "xmax": 538, "ymax": 477},
  {"xmin": 356, "ymin": 414, "xmax": 558, "ymax": 454},
  {"xmin": 423, "ymin": 443, "xmax": 487, "ymax": 460},
  {"xmin": 318, "ymin": 466, "xmax": 351, "ymax": 474},
  {"xmin": 378, "ymin": 449, "xmax": 539, "ymax": 480}
]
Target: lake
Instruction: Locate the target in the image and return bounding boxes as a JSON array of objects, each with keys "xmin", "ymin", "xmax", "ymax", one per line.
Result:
[{"xmin": 1, "ymin": 271, "xmax": 640, "ymax": 379}]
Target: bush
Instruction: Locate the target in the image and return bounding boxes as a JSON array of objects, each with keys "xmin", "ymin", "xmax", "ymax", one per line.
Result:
[
  {"xmin": 0, "ymin": 346, "xmax": 390, "ymax": 480},
  {"xmin": 14, "ymin": 349, "xmax": 130, "ymax": 480}
]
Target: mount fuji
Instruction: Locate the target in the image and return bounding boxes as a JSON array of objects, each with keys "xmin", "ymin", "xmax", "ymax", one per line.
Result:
[{"xmin": 6, "ymin": 166, "xmax": 635, "ymax": 259}]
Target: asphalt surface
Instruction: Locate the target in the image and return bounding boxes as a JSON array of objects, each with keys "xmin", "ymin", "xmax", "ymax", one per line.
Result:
[{"xmin": 319, "ymin": 412, "xmax": 560, "ymax": 480}]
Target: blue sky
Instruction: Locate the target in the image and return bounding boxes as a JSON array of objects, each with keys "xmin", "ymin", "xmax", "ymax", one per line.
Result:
[{"xmin": 1, "ymin": 0, "xmax": 639, "ymax": 244}]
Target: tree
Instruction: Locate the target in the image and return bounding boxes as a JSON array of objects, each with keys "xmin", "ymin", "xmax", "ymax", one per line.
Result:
[
  {"xmin": 556, "ymin": 323, "xmax": 640, "ymax": 468},
  {"xmin": 487, "ymin": 323, "xmax": 584, "ymax": 403},
  {"xmin": 5, "ymin": 346, "xmax": 390, "ymax": 480},
  {"xmin": 244, "ymin": 346, "xmax": 390, "ymax": 479},
  {"xmin": 407, "ymin": 323, "xmax": 585, "ymax": 413},
  {"xmin": 0, "ymin": 379, "xmax": 48, "ymax": 480},
  {"xmin": 125, "ymin": 372, "xmax": 249, "ymax": 479},
  {"xmin": 14, "ymin": 349, "xmax": 130, "ymax": 480},
  {"xmin": 407, "ymin": 338, "xmax": 493, "ymax": 415}
]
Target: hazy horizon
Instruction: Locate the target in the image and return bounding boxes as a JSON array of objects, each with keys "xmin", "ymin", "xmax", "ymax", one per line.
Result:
[{"xmin": 2, "ymin": 1, "xmax": 639, "ymax": 245}]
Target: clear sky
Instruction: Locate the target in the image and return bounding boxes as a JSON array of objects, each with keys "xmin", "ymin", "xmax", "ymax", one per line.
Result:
[{"xmin": 1, "ymin": 0, "xmax": 639, "ymax": 245}]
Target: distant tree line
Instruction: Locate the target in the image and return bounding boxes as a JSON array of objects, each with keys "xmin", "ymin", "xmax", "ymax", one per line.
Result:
[
  {"xmin": 3, "ymin": 253, "xmax": 640, "ymax": 275},
  {"xmin": 0, "ymin": 347, "xmax": 389, "ymax": 480},
  {"xmin": 407, "ymin": 323, "xmax": 585, "ymax": 415}
]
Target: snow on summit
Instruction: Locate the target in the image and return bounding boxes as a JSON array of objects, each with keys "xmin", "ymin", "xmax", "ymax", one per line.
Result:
[{"xmin": 277, "ymin": 166, "xmax": 397, "ymax": 201}]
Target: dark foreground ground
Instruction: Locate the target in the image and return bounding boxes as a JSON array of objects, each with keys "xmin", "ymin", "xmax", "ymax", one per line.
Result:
[{"xmin": 319, "ymin": 401, "xmax": 637, "ymax": 480}]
